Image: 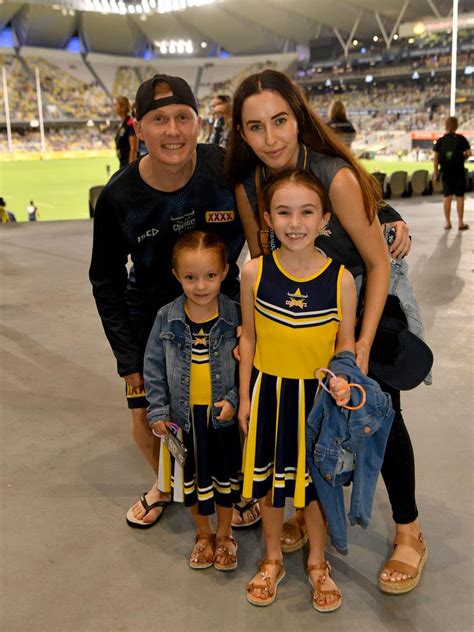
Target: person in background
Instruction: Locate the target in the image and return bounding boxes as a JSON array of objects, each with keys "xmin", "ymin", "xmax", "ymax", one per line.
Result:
[
  {"xmin": 113, "ymin": 96, "xmax": 138, "ymax": 169},
  {"xmin": 27, "ymin": 200, "xmax": 39, "ymax": 222},
  {"xmin": 433, "ymin": 116, "xmax": 471, "ymax": 231},
  {"xmin": 327, "ymin": 101, "xmax": 356, "ymax": 149},
  {"xmin": 0, "ymin": 197, "xmax": 14, "ymax": 223},
  {"xmin": 208, "ymin": 95, "xmax": 232, "ymax": 149}
]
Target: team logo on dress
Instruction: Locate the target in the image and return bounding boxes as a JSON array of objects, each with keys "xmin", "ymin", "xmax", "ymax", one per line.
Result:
[
  {"xmin": 205, "ymin": 210, "xmax": 234, "ymax": 223},
  {"xmin": 193, "ymin": 328, "xmax": 208, "ymax": 346},
  {"xmin": 285, "ymin": 287, "xmax": 308, "ymax": 309}
]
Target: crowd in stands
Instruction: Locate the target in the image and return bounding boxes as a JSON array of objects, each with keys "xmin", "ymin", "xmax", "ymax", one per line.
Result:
[
  {"xmin": 24, "ymin": 57, "xmax": 110, "ymax": 120},
  {"xmin": 0, "ymin": 126, "xmax": 111, "ymax": 153},
  {"xmin": 309, "ymin": 76, "xmax": 474, "ymax": 135},
  {"xmin": 0, "ymin": 55, "xmax": 38, "ymax": 122},
  {"xmin": 1, "ymin": 42, "xmax": 472, "ymax": 154}
]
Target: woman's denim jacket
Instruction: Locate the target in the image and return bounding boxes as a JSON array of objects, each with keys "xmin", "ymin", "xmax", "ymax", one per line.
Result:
[
  {"xmin": 144, "ymin": 294, "xmax": 240, "ymax": 432},
  {"xmin": 305, "ymin": 351, "xmax": 395, "ymax": 554}
]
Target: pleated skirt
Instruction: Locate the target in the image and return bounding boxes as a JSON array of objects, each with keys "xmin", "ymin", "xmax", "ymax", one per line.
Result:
[
  {"xmin": 157, "ymin": 405, "xmax": 242, "ymax": 516},
  {"xmin": 242, "ymin": 369, "xmax": 318, "ymax": 508}
]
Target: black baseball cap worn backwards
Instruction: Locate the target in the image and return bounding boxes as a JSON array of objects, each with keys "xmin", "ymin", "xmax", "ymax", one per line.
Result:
[{"xmin": 135, "ymin": 74, "xmax": 198, "ymax": 120}]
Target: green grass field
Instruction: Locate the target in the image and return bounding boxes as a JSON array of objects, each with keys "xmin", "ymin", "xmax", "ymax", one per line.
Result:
[{"xmin": 1, "ymin": 156, "xmax": 472, "ymax": 222}]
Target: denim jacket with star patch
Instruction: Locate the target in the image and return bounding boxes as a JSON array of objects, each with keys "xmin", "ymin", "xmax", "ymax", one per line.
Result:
[
  {"xmin": 305, "ymin": 351, "xmax": 395, "ymax": 554},
  {"xmin": 144, "ymin": 293, "xmax": 240, "ymax": 432}
]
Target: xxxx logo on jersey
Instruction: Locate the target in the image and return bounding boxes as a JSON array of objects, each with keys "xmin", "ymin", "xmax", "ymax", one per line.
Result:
[
  {"xmin": 205, "ymin": 210, "xmax": 234, "ymax": 223},
  {"xmin": 285, "ymin": 287, "xmax": 308, "ymax": 309}
]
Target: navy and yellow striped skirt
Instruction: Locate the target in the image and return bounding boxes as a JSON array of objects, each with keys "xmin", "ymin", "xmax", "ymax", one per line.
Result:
[
  {"xmin": 157, "ymin": 405, "xmax": 242, "ymax": 516},
  {"xmin": 242, "ymin": 369, "xmax": 318, "ymax": 508}
]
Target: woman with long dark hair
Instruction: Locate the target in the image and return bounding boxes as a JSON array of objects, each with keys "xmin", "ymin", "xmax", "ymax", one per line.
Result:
[{"xmin": 226, "ymin": 69, "xmax": 425, "ymax": 596}]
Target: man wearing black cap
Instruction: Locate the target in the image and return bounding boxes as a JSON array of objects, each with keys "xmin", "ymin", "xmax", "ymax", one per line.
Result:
[{"xmin": 89, "ymin": 75, "xmax": 248, "ymax": 528}]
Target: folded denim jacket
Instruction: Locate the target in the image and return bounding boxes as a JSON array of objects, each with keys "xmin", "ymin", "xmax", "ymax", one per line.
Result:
[{"xmin": 305, "ymin": 351, "xmax": 395, "ymax": 554}]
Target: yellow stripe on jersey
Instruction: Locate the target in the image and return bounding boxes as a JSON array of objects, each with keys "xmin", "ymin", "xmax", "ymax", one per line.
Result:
[
  {"xmin": 294, "ymin": 380, "xmax": 307, "ymax": 508},
  {"xmin": 271, "ymin": 377, "xmax": 282, "ymax": 505},
  {"xmin": 273, "ymin": 250, "xmax": 332, "ymax": 282},
  {"xmin": 242, "ymin": 371, "xmax": 263, "ymax": 499}
]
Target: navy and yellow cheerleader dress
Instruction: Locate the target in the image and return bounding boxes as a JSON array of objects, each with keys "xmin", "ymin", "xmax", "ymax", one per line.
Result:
[
  {"xmin": 242, "ymin": 250, "xmax": 344, "ymax": 508},
  {"xmin": 157, "ymin": 313, "xmax": 242, "ymax": 516}
]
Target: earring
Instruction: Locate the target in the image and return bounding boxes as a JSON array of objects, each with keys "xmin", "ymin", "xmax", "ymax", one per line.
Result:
[
  {"xmin": 269, "ymin": 227, "xmax": 276, "ymax": 251},
  {"xmin": 318, "ymin": 223, "xmax": 331, "ymax": 238}
]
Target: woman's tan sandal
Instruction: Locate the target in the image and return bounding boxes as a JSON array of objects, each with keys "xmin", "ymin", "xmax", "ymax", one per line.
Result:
[
  {"xmin": 307, "ymin": 561, "xmax": 342, "ymax": 613},
  {"xmin": 379, "ymin": 532, "xmax": 428, "ymax": 594},
  {"xmin": 189, "ymin": 532, "xmax": 215, "ymax": 570},
  {"xmin": 281, "ymin": 512, "xmax": 308, "ymax": 553},
  {"xmin": 246, "ymin": 559, "xmax": 286, "ymax": 607},
  {"xmin": 213, "ymin": 535, "xmax": 238, "ymax": 571}
]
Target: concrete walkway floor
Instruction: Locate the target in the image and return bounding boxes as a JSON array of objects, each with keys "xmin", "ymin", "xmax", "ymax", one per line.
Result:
[{"xmin": 0, "ymin": 195, "xmax": 472, "ymax": 632}]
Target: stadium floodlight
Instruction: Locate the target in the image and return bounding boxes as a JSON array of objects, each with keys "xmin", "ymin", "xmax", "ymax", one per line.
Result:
[
  {"xmin": 465, "ymin": 66, "xmax": 474, "ymax": 75},
  {"xmin": 408, "ymin": 37, "xmax": 415, "ymax": 44},
  {"xmin": 201, "ymin": 41, "xmax": 208, "ymax": 48},
  {"xmin": 142, "ymin": 0, "xmax": 151, "ymax": 12},
  {"xmin": 372, "ymin": 35, "xmax": 379, "ymax": 42},
  {"xmin": 412, "ymin": 71, "xmax": 420, "ymax": 80},
  {"xmin": 128, "ymin": 4, "xmax": 135, "ymax": 12},
  {"xmin": 352, "ymin": 39, "xmax": 358, "ymax": 46},
  {"xmin": 413, "ymin": 22, "xmax": 426, "ymax": 35},
  {"xmin": 365, "ymin": 74, "xmax": 373, "ymax": 83},
  {"xmin": 30, "ymin": 119, "xmax": 40, "ymax": 128},
  {"xmin": 393, "ymin": 34, "xmax": 399, "ymax": 40}
]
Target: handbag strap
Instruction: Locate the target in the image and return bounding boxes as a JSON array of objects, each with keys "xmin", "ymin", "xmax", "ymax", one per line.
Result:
[
  {"xmin": 255, "ymin": 165, "xmax": 267, "ymax": 230},
  {"xmin": 255, "ymin": 165, "xmax": 271, "ymax": 255}
]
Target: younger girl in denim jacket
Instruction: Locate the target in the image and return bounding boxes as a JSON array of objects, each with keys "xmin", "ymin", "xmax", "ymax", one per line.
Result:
[{"xmin": 144, "ymin": 231, "xmax": 242, "ymax": 571}]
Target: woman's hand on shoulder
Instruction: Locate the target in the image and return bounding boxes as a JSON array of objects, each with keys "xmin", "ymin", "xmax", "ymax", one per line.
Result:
[{"xmin": 388, "ymin": 220, "xmax": 411, "ymax": 259}]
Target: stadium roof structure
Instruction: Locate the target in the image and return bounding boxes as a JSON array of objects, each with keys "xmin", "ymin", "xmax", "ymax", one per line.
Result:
[{"xmin": 0, "ymin": 0, "xmax": 471, "ymax": 57}]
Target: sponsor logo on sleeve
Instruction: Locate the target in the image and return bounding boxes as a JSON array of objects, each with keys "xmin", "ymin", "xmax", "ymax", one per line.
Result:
[{"xmin": 205, "ymin": 210, "xmax": 235, "ymax": 223}]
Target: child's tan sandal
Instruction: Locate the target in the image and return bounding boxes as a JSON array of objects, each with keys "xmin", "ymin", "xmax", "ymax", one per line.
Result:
[
  {"xmin": 307, "ymin": 561, "xmax": 342, "ymax": 613},
  {"xmin": 281, "ymin": 512, "xmax": 309, "ymax": 553},
  {"xmin": 246, "ymin": 558, "xmax": 286, "ymax": 607},
  {"xmin": 379, "ymin": 532, "xmax": 428, "ymax": 595},
  {"xmin": 189, "ymin": 532, "xmax": 215, "ymax": 570},
  {"xmin": 213, "ymin": 535, "xmax": 238, "ymax": 571}
]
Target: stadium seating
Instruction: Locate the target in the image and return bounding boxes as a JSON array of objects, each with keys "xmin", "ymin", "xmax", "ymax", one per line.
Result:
[
  {"xmin": 89, "ymin": 185, "xmax": 105, "ymax": 218},
  {"xmin": 408, "ymin": 170, "xmax": 429, "ymax": 196},
  {"xmin": 385, "ymin": 171, "xmax": 408, "ymax": 198}
]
